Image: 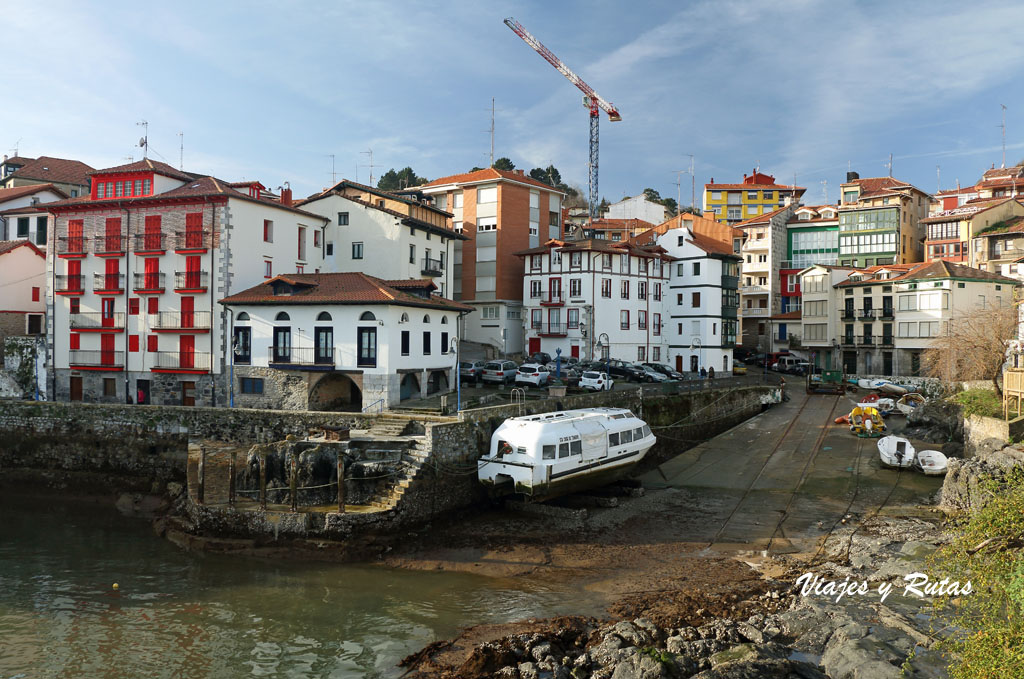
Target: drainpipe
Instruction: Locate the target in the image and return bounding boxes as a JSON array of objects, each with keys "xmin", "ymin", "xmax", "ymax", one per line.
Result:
[
  {"xmin": 208, "ymin": 200, "xmax": 216, "ymax": 407},
  {"xmin": 123, "ymin": 202, "xmax": 132, "ymax": 403}
]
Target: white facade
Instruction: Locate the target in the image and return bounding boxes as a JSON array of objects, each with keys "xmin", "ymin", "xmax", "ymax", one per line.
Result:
[
  {"xmin": 519, "ymin": 240, "xmax": 671, "ymax": 364},
  {"xmin": 656, "ymin": 228, "xmax": 741, "ymax": 375},
  {"xmin": 0, "ymin": 241, "xmax": 46, "ymax": 336},
  {"xmin": 797, "ymin": 265, "xmax": 857, "ymax": 370},
  {"xmin": 738, "ymin": 205, "xmax": 796, "ymax": 349},
  {"xmin": 604, "ymin": 195, "xmax": 668, "ymax": 224}
]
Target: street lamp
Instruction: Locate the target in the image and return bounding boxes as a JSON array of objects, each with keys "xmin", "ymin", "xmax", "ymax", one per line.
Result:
[
  {"xmin": 832, "ymin": 338, "xmax": 840, "ymax": 374},
  {"xmin": 450, "ymin": 336, "xmax": 460, "ymax": 414},
  {"xmin": 597, "ymin": 332, "xmax": 610, "ymax": 378}
]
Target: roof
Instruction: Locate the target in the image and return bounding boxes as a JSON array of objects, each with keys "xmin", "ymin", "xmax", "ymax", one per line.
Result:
[
  {"xmin": 769, "ymin": 310, "xmax": 802, "ymax": 321},
  {"xmin": 420, "ymin": 168, "xmax": 565, "ymax": 193},
  {"xmin": 513, "ymin": 238, "xmax": 672, "ymax": 260},
  {"xmin": 975, "ymin": 215, "xmax": 1024, "ymax": 237},
  {"xmin": 299, "ymin": 187, "xmax": 465, "ymax": 240},
  {"xmin": 0, "ymin": 183, "xmax": 68, "ymax": 204},
  {"xmin": 841, "ymin": 176, "xmax": 927, "ymax": 200},
  {"xmin": 90, "ymin": 158, "xmax": 193, "ymax": 182},
  {"xmin": 43, "ymin": 175, "xmax": 329, "ymax": 221},
  {"xmin": 735, "ymin": 205, "xmax": 793, "ymax": 227},
  {"xmin": 687, "ymin": 232, "xmax": 741, "ymax": 258},
  {"xmin": 705, "ymin": 182, "xmax": 806, "ymax": 192},
  {"xmin": 4, "ymin": 156, "xmax": 94, "ymax": 187},
  {"xmin": 219, "ymin": 273, "xmax": 474, "ymax": 312},
  {"xmin": 920, "ymin": 197, "xmax": 1013, "ymax": 224},
  {"xmin": 0, "ymin": 240, "xmax": 45, "ymax": 258},
  {"xmin": 836, "ymin": 260, "xmax": 1017, "ymax": 287}
]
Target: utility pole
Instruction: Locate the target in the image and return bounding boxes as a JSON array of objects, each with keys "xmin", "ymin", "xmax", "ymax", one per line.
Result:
[
  {"xmin": 361, "ymin": 149, "xmax": 375, "ymax": 187},
  {"xmin": 328, "ymin": 154, "xmax": 336, "ymax": 184},
  {"xmin": 490, "ymin": 97, "xmax": 495, "ymax": 167},
  {"xmin": 688, "ymin": 154, "xmax": 695, "ymax": 209},
  {"xmin": 137, "ymin": 120, "xmax": 148, "ymax": 158},
  {"xmin": 937, "ymin": 165, "xmax": 941, "ymax": 194},
  {"xmin": 1001, "ymin": 104, "xmax": 1008, "ymax": 168},
  {"xmin": 178, "ymin": 132, "xmax": 184, "ymax": 169},
  {"xmin": 674, "ymin": 170, "xmax": 686, "ymax": 218},
  {"xmin": 885, "ymin": 153, "xmax": 893, "ymax": 177},
  {"xmin": 820, "ymin": 179, "xmax": 828, "ymax": 204}
]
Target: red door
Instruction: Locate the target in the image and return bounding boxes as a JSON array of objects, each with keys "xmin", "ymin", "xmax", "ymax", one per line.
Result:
[
  {"xmin": 185, "ymin": 256, "xmax": 201, "ymax": 289},
  {"xmin": 105, "ymin": 258, "xmax": 120, "ymax": 291},
  {"xmin": 68, "ymin": 219, "xmax": 84, "ymax": 254},
  {"xmin": 144, "ymin": 215, "xmax": 162, "ymax": 250},
  {"xmin": 180, "ymin": 296, "xmax": 194, "ymax": 329},
  {"xmin": 101, "ymin": 298, "xmax": 115, "ymax": 328},
  {"xmin": 101, "ymin": 333, "xmax": 116, "ymax": 366},
  {"xmin": 528, "ymin": 337, "xmax": 541, "ymax": 355},
  {"xmin": 180, "ymin": 335, "xmax": 195, "ymax": 369},
  {"xmin": 145, "ymin": 258, "xmax": 160, "ymax": 289},
  {"xmin": 185, "ymin": 212, "xmax": 203, "ymax": 248},
  {"xmin": 675, "ymin": 355, "xmax": 683, "ymax": 373},
  {"xmin": 571, "ymin": 345, "xmax": 580, "ymax": 358}
]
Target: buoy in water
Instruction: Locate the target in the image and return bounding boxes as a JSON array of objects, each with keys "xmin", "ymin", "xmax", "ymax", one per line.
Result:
[{"xmin": 112, "ymin": 583, "xmax": 119, "ymax": 590}]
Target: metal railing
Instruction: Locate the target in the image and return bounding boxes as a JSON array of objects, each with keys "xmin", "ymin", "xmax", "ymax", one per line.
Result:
[
  {"xmin": 153, "ymin": 351, "xmax": 212, "ymax": 371},
  {"xmin": 173, "ymin": 229, "xmax": 211, "ymax": 250},
  {"xmin": 420, "ymin": 257, "xmax": 443, "ymax": 276},
  {"xmin": 878, "ymin": 308, "xmax": 895, "ymax": 319},
  {"xmin": 841, "ymin": 309, "xmax": 856, "ymax": 320},
  {"xmin": 69, "ymin": 350, "xmax": 124, "ymax": 367},
  {"xmin": 535, "ymin": 323, "xmax": 568, "ymax": 336},
  {"xmin": 55, "ymin": 274, "xmax": 84, "ymax": 293},
  {"xmin": 539, "ymin": 292, "xmax": 564, "ymax": 305},
  {"xmin": 133, "ymin": 232, "xmax": 166, "ymax": 252},
  {"xmin": 56, "ymin": 236, "xmax": 87, "ymax": 255},
  {"xmin": 70, "ymin": 312, "xmax": 124, "ymax": 329},
  {"xmin": 133, "ymin": 272, "xmax": 166, "ymax": 291},
  {"xmin": 150, "ymin": 311, "xmax": 212, "ymax": 330},
  {"xmin": 879, "ymin": 336, "xmax": 894, "ymax": 346},
  {"xmin": 859, "ymin": 309, "xmax": 876, "ymax": 319},
  {"xmin": 859, "ymin": 335, "xmax": 874, "ymax": 346},
  {"xmin": 362, "ymin": 399, "xmax": 385, "ymax": 413},
  {"xmin": 93, "ymin": 234, "xmax": 125, "ymax": 254},
  {"xmin": 93, "ymin": 273, "xmax": 126, "ymax": 292},
  {"xmin": 174, "ymin": 271, "xmax": 209, "ymax": 290},
  {"xmin": 268, "ymin": 346, "xmax": 336, "ymax": 366}
]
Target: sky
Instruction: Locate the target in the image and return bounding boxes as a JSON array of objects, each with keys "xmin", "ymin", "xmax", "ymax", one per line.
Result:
[{"xmin": 5, "ymin": 0, "xmax": 1024, "ymax": 207}]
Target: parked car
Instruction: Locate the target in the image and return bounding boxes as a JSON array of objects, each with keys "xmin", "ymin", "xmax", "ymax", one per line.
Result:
[
  {"xmin": 528, "ymin": 351, "xmax": 552, "ymax": 366},
  {"xmin": 580, "ymin": 371, "xmax": 614, "ymax": 391},
  {"xmin": 733, "ymin": 348, "xmax": 757, "ymax": 364},
  {"xmin": 481, "ymin": 360, "xmax": 518, "ymax": 384},
  {"xmin": 515, "ymin": 363, "xmax": 551, "ymax": 387},
  {"xmin": 637, "ymin": 364, "xmax": 668, "ymax": 382},
  {"xmin": 771, "ymin": 355, "xmax": 802, "ymax": 372},
  {"xmin": 789, "ymin": 361, "xmax": 813, "ymax": 376},
  {"xmin": 643, "ymin": 363, "xmax": 683, "ymax": 380},
  {"xmin": 545, "ymin": 355, "xmax": 579, "ymax": 374},
  {"xmin": 459, "ymin": 360, "xmax": 487, "ymax": 383},
  {"xmin": 606, "ymin": 359, "xmax": 647, "ymax": 382},
  {"xmin": 732, "ymin": 362, "xmax": 748, "ymax": 375}
]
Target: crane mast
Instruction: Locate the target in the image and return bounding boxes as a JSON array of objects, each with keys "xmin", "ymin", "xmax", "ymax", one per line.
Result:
[{"xmin": 504, "ymin": 17, "xmax": 621, "ymax": 222}]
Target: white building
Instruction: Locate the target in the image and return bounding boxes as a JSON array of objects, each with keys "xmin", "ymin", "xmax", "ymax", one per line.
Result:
[
  {"xmin": 656, "ymin": 227, "xmax": 741, "ymax": 375},
  {"xmin": 736, "ymin": 205, "xmax": 797, "ymax": 350},
  {"xmin": 0, "ymin": 184, "xmax": 68, "ymax": 246},
  {"xmin": 220, "ymin": 273, "xmax": 470, "ymax": 410},
  {"xmin": 0, "ymin": 240, "xmax": 46, "ymax": 338},
  {"xmin": 44, "ymin": 158, "xmax": 329, "ymax": 406},
  {"xmin": 604, "ymin": 194, "xmax": 668, "ymax": 224},
  {"xmin": 795, "ymin": 264, "xmax": 857, "ymax": 371},
  {"xmin": 516, "ymin": 238, "xmax": 672, "ymax": 364},
  {"xmin": 296, "ymin": 180, "xmax": 466, "ymax": 299}
]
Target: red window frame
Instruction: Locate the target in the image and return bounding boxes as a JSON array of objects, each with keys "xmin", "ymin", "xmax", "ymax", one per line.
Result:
[
  {"xmin": 128, "ymin": 298, "xmax": 140, "ymax": 315},
  {"xmin": 31, "ymin": 286, "xmax": 40, "ymax": 302},
  {"xmin": 147, "ymin": 335, "xmax": 158, "ymax": 352},
  {"xmin": 69, "ymin": 297, "xmax": 80, "ymax": 314}
]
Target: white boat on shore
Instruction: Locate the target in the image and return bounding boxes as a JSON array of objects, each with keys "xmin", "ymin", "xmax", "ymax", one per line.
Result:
[
  {"xmin": 857, "ymin": 378, "xmax": 908, "ymax": 395},
  {"xmin": 915, "ymin": 449, "xmax": 949, "ymax": 476},
  {"xmin": 895, "ymin": 393, "xmax": 926, "ymax": 416},
  {"xmin": 877, "ymin": 435, "xmax": 949, "ymax": 475},
  {"xmin": 478, "ymin": 407, "xmax": 656, "ymax": 501}
]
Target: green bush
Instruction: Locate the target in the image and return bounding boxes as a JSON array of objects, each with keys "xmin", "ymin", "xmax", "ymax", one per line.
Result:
[{"xmin": 953, "ymin": 388, "xmax": 1006, "ymax": 419}]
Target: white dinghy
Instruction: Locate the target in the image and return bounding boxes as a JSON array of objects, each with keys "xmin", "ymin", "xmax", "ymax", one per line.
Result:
[
  {"xmin": 914, "ymin": 448, "xmax": 949, "ymax": 476},
  {"xmin": 877, "ymin": 435, "xmax": 917, "ymax": 469},
  {"xmin": 895, "ymin": 393, "xmax": 926, "ymax": 416}
]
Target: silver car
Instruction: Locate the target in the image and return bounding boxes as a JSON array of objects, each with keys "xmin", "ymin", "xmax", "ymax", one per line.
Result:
[{"xmin": 481, "ymin": 360, "xmax": 518, "ymax": 384}]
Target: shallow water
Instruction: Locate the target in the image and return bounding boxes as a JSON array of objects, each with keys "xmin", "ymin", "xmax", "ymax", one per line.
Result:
[{"xmin": 0, "ymin": 496, "xmax": 602, "ymax": 678}]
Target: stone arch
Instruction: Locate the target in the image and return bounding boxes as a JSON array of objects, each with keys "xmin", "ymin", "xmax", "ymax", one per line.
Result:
[
  {"xmin": 427, "ymin": 369, "xmax": 449, "ymax": 395},
  {"xmin": 308, "ymin": 373, "xmax": 362, "ymax": 412},
  {"xmin": 400, "ymin": 373, "xmax": 420, "ymax": 401}
]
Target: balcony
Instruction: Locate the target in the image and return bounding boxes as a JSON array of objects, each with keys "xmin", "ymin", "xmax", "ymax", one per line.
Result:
[
  {"xmin": 539, "ymin": 292, "xmax": 564, "ymax": 306},
  {"xmin": 69, "ymin": 350, "xmax": 124, "ymax": 369},
  {"xmin": 741, "ymin": 308, "xmax": 769, "ymax": 317},
  {"xmin": 879, "ymin": 308, "xmax": 895, "ymax": 320},
  {"xmin": 740, "ymin": 285, "xmax": 769, "ymax": 295},
  {"xmin": 55, "ymin": 274, "xmax": 85, "ymax": 294},
  {"xmin": 775, "ymin": 334, "xmax": 801, "ymax": 347},
  {"xmin": 859, "ymin": 309, "xmax": 877, "ymax": 319},
  {"xmin": 70, "ymin": 312, "xmax": 125, "ymax": 330},
  {"xmin": 420, "ymin": 257, "xmax": 444, "ymax": 277},
  {"xmin": 722, "ymin": 306, "xmax": 738, "ymax": 319},
  {"xmin": 56, "ymin": 236, "xmax": 88, "ymax": 256},
  {"xmin": 93, "ymin": 234, "xmax": 125, "ymax": 256},
  {"xmin": 152, "ymin": 351, "xmax": 212, "ymax": 372},
  {"xmin": 133, "ymin": 232, "xmax": 166, "ymax": 253},
  {"xmin": 268, "ymin": 346, "xmax": 336, "ymax": 368},
  {"xmin": 721, "ymin": 275, "xmax": 739, "ymax": 289},
  {"xmin": 841, "ymin": 309, "xmax": 856, "ymax": 320},
  {"xmin": 858, "ymin": 335, "xmax": 875, "ymax": 346},
  {"xmin": 150, "ymin": 311, "xmax": 212, "ymax": 331},
  {"xmin": 133, "ymin": 272, "xmax": 166, "ymax": 293},
  {"xmin": 174, "ymin": 271, "xmax": 209, "ymax": 292},
  {"xmin": 879, "ymin": 335, "xmax": 894, "ymax": 347},
  {"xmin": 174, "ymin": 229, "xmax": 211, "ymax": 252},
  {"xmin": 841, "ymin": 336, "xmax": 856, "ymax": 347},
  {"xmin": 93, "ymin": 273, "xmax": 126, "ymax": 294},
  {"xmin": 534, "ymin": 323, "xmax": 568, "ymax": 337}
]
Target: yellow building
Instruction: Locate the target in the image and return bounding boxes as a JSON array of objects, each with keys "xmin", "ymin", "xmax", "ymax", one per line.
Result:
[{"xmin": 703, "ymin": 170, "xmax": 805, "ymax": 225}]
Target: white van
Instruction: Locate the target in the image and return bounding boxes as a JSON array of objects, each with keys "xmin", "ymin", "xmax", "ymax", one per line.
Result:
[{"xmin": 771, "ymin": 355, "xmax": 801, "ymax": 372}]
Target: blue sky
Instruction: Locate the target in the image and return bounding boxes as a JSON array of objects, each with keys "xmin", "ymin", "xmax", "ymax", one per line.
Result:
[{"xmin": 6, "ymin": 0, "xmax": 1024, "ymax": 206}]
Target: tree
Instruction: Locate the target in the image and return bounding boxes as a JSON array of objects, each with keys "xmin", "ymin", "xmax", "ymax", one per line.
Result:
[
  {"xmin": 377, "ymin": 167, "xmax": 427, "ymax": 191},
  {"xmin": 493, "ymin": 157, "xmax": 515, "ymax": 171},
  {"xmin": 643, "ymin": 187, "xmax": 680, "ymax": 218},
  {"xmin": 529, "ymin": 165, "xmax": 580, "ymax": 200},
  {"xmin": 923, "ymin": 302, "xmax": 1018, "ymax": 395}
]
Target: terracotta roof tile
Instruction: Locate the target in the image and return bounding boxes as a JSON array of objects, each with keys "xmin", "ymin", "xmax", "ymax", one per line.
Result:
[
  {"xmin": 836, "ymin": 261, "xmax": 1017, "ymax": 287},
  {"xmin": 0, "ymin": 183, "xmax": 68, "ymax": 204},
  {"xmin": 420, "ymin": 168, "xmax": 565, "ymax": 193},
  {"xmin": 219, "ymin": 272, "xmax": 473, "ymax": 312},
  {"xmin": 975, "ymin": 215, "xmax": 1024, "ymax": 236},
  {"xmin": 687, "ymin": 232, "xmax": 741, "ymax": 258},
  {"xmin": 0, "ymin": 240, "xmax": 45, "ymax": 258},
  {"xmin": 735, "ymin": 206, "xmax": 793, "ymax": 227},
  {"xmin": 4, "ymin": 156, "xmax": 94, "ymax": 187},
  {"xmin": 91, "ymin": 158, "xmax": 193, "ymax": 181}
]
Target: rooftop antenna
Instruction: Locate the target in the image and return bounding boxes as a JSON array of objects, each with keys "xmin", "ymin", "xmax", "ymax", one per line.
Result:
[
  {"xmin": 327, "ymin": 154, "xmax": 336, "ymax": 185},
  {"xmin": 490, "ymin": 97, "xmax": 495, "ymax": 167},
  {"xmin": 10, "ymin": 138, "xmax": 22, "ymax": 157},
  {"xmin": 137, "ymin": 120, "xmax": 148, "ymax": 158},
  {"xmin": 936, "ymin": 165, "xmax": 941, "ymax": 194},
  {"xmin": 360, "ymin": 148, "xmax": 375, "ymax": 186},
  {"xmin": 885, "ymin": 153, "xmax": 893, "ymax": 177},
  {"xmin": 178, "ymin": 131, "xmax": 184, "ymax": 170},
  {"xmin": 1001, "ymin": 104, "xmax": 1008, "ymax": 168},
  {"xmin": 820, "ymin": 179, "xmax": 828, "ymax": 204},
  {"xmin": 673, "ymin": 170, "xmax": 686, "ymax": 218}
]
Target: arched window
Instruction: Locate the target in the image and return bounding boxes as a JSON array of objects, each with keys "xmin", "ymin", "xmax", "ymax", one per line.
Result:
[
  {"xmin": 423, "ymin": 314, "xmax": 431, "ymax": 323},
  {"xmin": 316, "ymin": 311, "xmax": 332, "ymax": 321},
  {"xmin": 359, "ymin": 311, "xmax": 376, "ymax": 321},
  {"xmin": 236, "ymin": 312, "xmax": 250, "ymax": 322},
  {"xmin": 400, "ymin": 312, "xmax": 409, "ymax": 323},
  {"xmin": 441, "ymin": 316, "xmax": 448, "ymax": 324},
  {"xmin": 275, "ymin": 311, "xmax": 290, "ymax": 321}
]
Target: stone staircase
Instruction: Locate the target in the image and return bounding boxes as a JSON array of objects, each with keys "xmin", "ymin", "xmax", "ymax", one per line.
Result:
[{"xmin": 369, "ymin": 438, "xmax": 433, "ymax": 510}]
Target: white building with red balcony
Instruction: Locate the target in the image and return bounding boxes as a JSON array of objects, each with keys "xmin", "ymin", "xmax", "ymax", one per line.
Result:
[
  {"xmin": 44, "ymin": 159, "xmax": 328, "ymax": 406},
  {"xmin": 515, "ymin": 238, "xmax": 672, "ymax": 364}
]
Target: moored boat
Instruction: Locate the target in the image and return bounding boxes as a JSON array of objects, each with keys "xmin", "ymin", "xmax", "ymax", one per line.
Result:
[
  {"xmin": 478, "ymin": 407, "xmax": 656, "ymax": 501},
  {"xmin": 849, "ymin": 405, "xmax": 886, "ymax": 437},
  {"xmin": 895, "ymin": 393, "xmax": 926, "ymax": 416},
  {"xmin": 858, "ymin": 394, "xmax": 895, "ymax": 416},
  {"xmin": 856, "ymin": 378, "xmax": 908, "ymax": 395},
  {"xmin": 877, "ymin": 435, "xmax": 916, "ymax": 469},
  {"xmin": 915, "ymin": 448, "xmax": 949, "ymax": 476}
]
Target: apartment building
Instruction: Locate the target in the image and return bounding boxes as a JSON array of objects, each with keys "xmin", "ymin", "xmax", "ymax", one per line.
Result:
[
  {"xmin": 604, "ymin": 194, "xmax": 668, "ymax": 224},
  {"xmin": 921, "ymin": 197, "xmax": 1024, "ymax": 264},
  {"xmin": 0, "ymin": 240, "xmax": 46, "ymax": 338},
  {"xmin": 419, "ymin": 168, "xmax": 563, "ymax": 355},
  {"xmin": 0, "ymin": 155, "xmax": 94, "ymax": 198},
  {"xmin": 836, "ymin": 173, "xmax": 930, "ymax": 267},
  {"xmin": 703, "ymin": 170, "xmax": 805, "ymax": 225},
  {"xmin": 296, "ymin": 179, "xmax": 466, "ymax": 298},
  {"xmin": 516, "ymin": 238, "xmax": 671, "ymax": 364},
  {"xmin": 582, "ymin": 217, "xmax": 654, "ymax": 242},
  {"xmin": 220, "ymin": 274, "xmax": 469, "ymax": 411},
  {"xmin": 973, "ymin": 163, "xmax": 1024, "ymax": 200},
  {"xmin": 736, "ymin": 205, "xmax": 797, "ymax": 349},
  {"xmin": 795, "ymin": 264, "xmax": 857, "ymax": 370},
  {"xmin": 972, "ymin": 216, "xmax": 1024, "ymax": 277},
  {"xmin": 44, "ymin": 158, "xmax": 329, "ymax": 406}
]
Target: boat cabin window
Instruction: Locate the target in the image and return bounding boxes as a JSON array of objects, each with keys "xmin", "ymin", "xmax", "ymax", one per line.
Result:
[
  {"xmin": 543, "ymin": 445, "xmax": 556, "ymax": 460},
  {"xmin": 496, "ymin": 439, "xmax": 512, "ymax": 457},
  {"xmin": 559, "ymin": 443, "xmax": 570, "ymax": 458},
  {"xmin": 642, "ymin": 425, "xmax": 651, "ymax": 438},
  {"xmin": 517, "ymin": 447, "xmax": 527, "ymax": 455},
  {"xmin": 621, "ymin": 429, "xmax": 633, "ymax": 444},
  {"xmin": 633, "ymin": 427, "xmax": 644, "ymax": 440},
  {"xmin": 609, "ymin": 432, "xmax": 620, "ymax": 446},
  {"xmin": 571, "ymin": 441, "xmax": 582, "ymax": 455}
]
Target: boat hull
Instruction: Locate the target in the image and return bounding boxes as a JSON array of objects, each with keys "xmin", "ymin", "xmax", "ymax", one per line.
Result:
[{"xmin": 480, "ymin": 446, "xmax": 649, "ymax": 502}]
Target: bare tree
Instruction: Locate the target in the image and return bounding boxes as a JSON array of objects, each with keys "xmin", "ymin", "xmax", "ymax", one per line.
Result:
[{"xmin": 923, "ymin": 303, "xmax": 1018, "ymax": 395}]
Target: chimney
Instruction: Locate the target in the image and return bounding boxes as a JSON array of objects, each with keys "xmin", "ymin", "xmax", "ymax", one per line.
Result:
[
  {"xmin": 281, "ymin": 187, "xmax": 293, "ymax": 207},
  {"xmin": 515, "ymin": 169, "xmax": 525, "ymax": 176},
  {"xmin": 846, "ymin": 171, "xmax": 859, "ymax": 182}
]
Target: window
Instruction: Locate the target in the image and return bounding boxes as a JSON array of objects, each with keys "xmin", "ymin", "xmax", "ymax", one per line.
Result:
[
  {"xmin": 570, "ymin": 279, "xmax": 581, "ymax": 297},
  {"xmin": 103, "ymin": 378, "xmax": 117, "ymax": 397},
  {"xmin": 477, "ymin": 186, "xmax": 497, "ymax": 203},
  {"xmin": 352, "ymin": 242, "xmax": 363, "ymax": 259},
  {"xmin": 692, "ymin": 262, "xmax": 700, "ymax": 276},
  {"xmin": 337, "ymin": 212, "xmax": 349, "ymax": 226},
  {"xmin": 530, "ymin": 280, "xmax": 542, "ymax": 298},
  {"xmin": 570, "ymin": 252, "xmax": 582, "ymax": 269},
  {"xmin": 128, "ymin": 298, "xmax": 139, "ymax": 315},
  {"xmin": 264, "ymin": 260, "xmax": 272, "ymax": 278},
  {"xmin": 653, "ymin": 313, "xmax": 661, "ymax": 335},
  {"xmin": 654, "ymin": 284, "xmax": 661, "ymax": 301},
  {"xmin": 453, "ymin": 192, "xmax": 463, "ymax": 209},
  {"xmin": 482, "ymin": 306, "xmax": 499, "ymax": 319},
  {"xmin": 31, "ymin": 286, "xmax": 39, "ymax": 302},
  {"xmin": 358, "ymin": 327, "xmax": 377, "ymax": 367},
  {"xmin": 638, "ymin": 281, "xmax": 647, "ymax": 300},
  {"xmin": 240, "ymin": 377, "xmax": 264, "ymax": 394},
  {"xmin": 637, "ymin": 346, "xmax": 647, "ymax": 361},
  {"xmin": 401, "ymin": 330, "xmax": 410, "ymax": 356},
  {"xmin": 263, "ymin": 220, "xmax": 273, "ymax": 242},
  {"xmin": 543, "ymin": 444, "xmax": 556, "ymax": 460},
  {"xmin": 476, "ymin": 245, "xmax": 497, "ymax": 261},
  {"xmin": 692, "ymin": 292, "xmax": 701, "ymax": 307},
  {"xmin": 69, "ymin": 332, "xmax": 79, "ymax": 350},
  {"xmin": 531, "ymin": 309, "xmax": 542, "ymax": 328},
  {"xmin": 620, "ymin": 280, "xmax": 629, "ymax": 299},
  {"xmin": 620, "ymin": 310, "xmax": 629, "ymax": 330},
  {"xmin": 147, "ymin": 335, "xmax": 158, "ymax": 352},
  {"xmin": 35, "ymin": 217, "xmax": 47, "ymax": 245},
  {"xmin": 529, "ymin": 221, "xmax": 538, "ymax": 236},
  {"xmin": 530, "ymin": 255, "xmax": 542, "ymax": 270},
  {"xmin": 326, "ymin": 242, "xmax": 334, "ymax": 256},
  {"xmin": 233, "ymin": 326, "xmax": 251, "ymax": 364},
  {"xmin": 147, "ymin": 297, "xmax": 158, "ymax": 314},
  {"xmin": 129, "ymin": 335, "xmax": 139, "ymax": 352},
  {"xmin": 409, "ymin": 244, "xmax": 416, "ymax": 264},
  {"xmin": 602, "ymin": 254, "xmax": 612, "ymax": 270},
  {"xmin": 422, "ymin": 331, "xmax": 431, "ymax": 355},
  {"xmin": 16, "ymin": 218, "xmax": 28, "ymax": 238},
  {"xmin": 601, "ymin": 278, "xmax": 611, "ymax": 298},
  {"xmin": 297, "ymin": 226, "xmax": 306, "ymax": 260},
  {"xmin": 568, "ymin": 308, "xmax": 579, "ymax": 329},
  {"xmin": 476, "ymin": 216, "xmax": 497, "ymax": 232},
  {"xmin": 638, "ymin": 311, "xmax": 647, "ymax": 330}
]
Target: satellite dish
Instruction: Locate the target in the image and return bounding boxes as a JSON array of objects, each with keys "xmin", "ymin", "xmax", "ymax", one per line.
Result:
[{"xmin": 138, "ymin": 137, "xmax": 146, "ymax": 147}]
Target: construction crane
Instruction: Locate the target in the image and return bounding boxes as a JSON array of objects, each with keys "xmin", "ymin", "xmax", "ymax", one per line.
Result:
[{"xmin": 504, "ymin": 17, "xmax": 621, "ymax": 223}]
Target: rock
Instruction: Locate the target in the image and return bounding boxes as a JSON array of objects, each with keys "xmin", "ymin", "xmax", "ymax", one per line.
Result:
[
  {"xmin": 517, "ymin": 661, "xmax": 540, "ymax": 679},
  {"xmin": 941, "ymin": 440, "xmax": 964, "ymax": 458},
  {"xmin": 736, "ymin": 623, "xmax": 764, "ymax": 644},
  {"xmin": 610, "ymin": 649, "xmax": 669, "ymax": 679},
  {"xmin": 608, "ymin": 620, "xmax": 654, "ymax": 647},
  {"xmin": 531, "ymin": 641, "xmax": 554, "ymax": 663},
  {"xmin": 494, "ymin": 667, "xmax": 519, "ymax": 679},
  {"xmin": 166, "ymin": 481, "xmax": 184, "ymax": 498},
  {"xmin": 940, "ymin": 458, "xmax": 1004, "ymax": 513},
  {"xmin": 691, "ymin": 658, "xmax": 827, "ymax": 678},
  {"xmin": 979, "ymin": 443, "xmax": 1024, "ymax": 469}
]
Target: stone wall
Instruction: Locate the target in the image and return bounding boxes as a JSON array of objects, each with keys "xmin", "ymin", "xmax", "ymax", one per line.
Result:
[
  {"xmin": 964, "ymin": 413, "xmax": 1024, "ymax": 456},
  {"xmin": 2, "ymin": 335, "xmax": 45, "ymax": 399},
  {"xmin": 232, "ymin": 365, "xmax": 310, "ymax": 411}
]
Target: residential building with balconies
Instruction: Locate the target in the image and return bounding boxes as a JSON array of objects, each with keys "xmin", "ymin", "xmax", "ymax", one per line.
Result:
[
  {"xmin": 703, "ymin": 170, "xmax": 805, "ymax": 225},
  {"xmin": 836, "ymin": 173, "xmax": 931, "ymax": 268},
  {"xmin": 44, "ymin": 158, "xmax": 329, "ymax": 406},
  {"xmin": 795, "ymin": 264, "xmax": 857, "ymax": 371},
  {"xmin": 736, "ymin": 205, "xmax": 797, "ymax": 350},
  {"xmin": 419, "ymin": 168, "xmax": 563, "ymax": 356},
  {"xmin": 920, "ymin": 197, "xmax": 1024, "ymax": 264},
  {"xmin": 516, "ymin": 238, "xmax": 671, "ymax": 364}
]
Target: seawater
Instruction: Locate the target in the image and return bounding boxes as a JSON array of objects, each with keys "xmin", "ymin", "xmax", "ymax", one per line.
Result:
[{"xmin": 0, "ymin": 496, "xmax": 599, "ymax": 678}]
